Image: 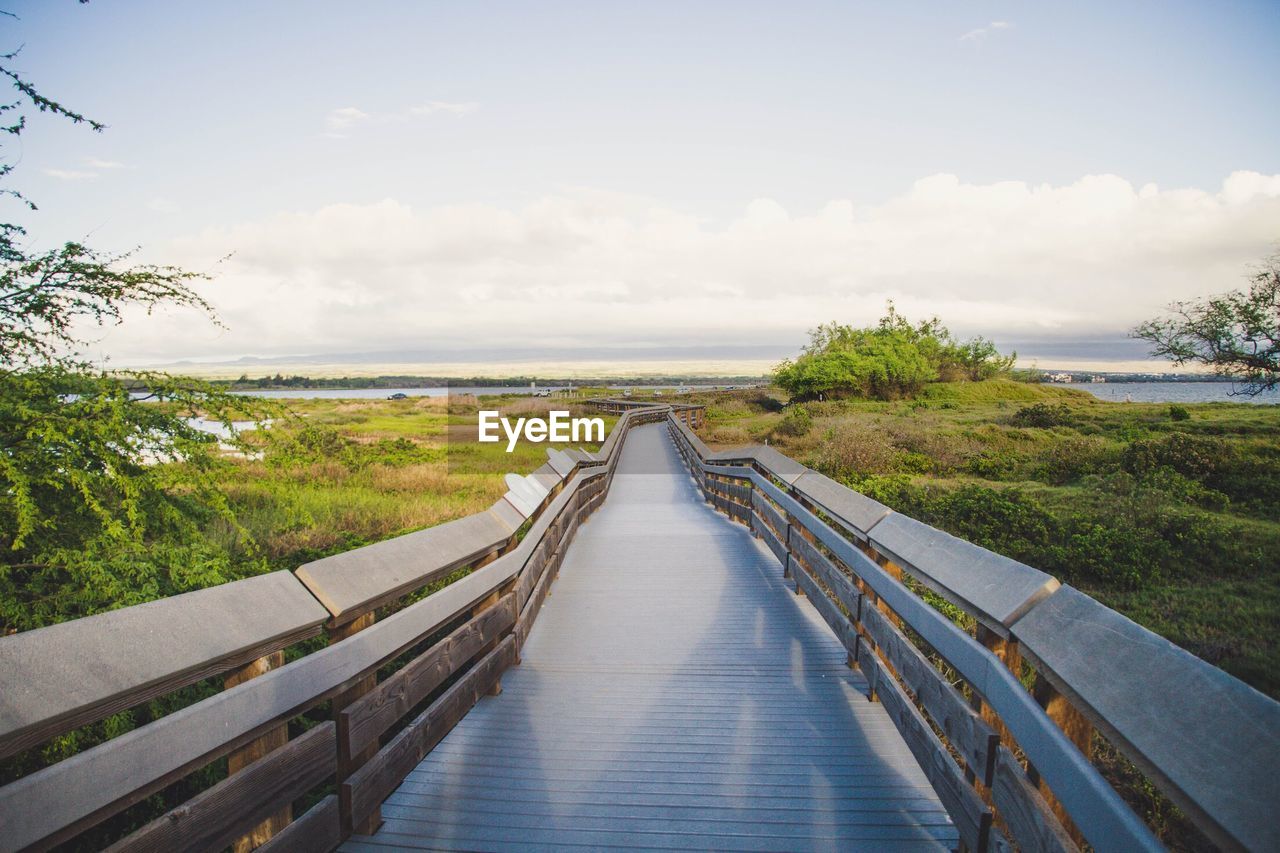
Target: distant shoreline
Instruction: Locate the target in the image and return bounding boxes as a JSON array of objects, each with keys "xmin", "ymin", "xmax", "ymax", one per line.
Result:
[{"xmin": 195, "ymin": 371, "xmax": 1229, "ymax": 392}]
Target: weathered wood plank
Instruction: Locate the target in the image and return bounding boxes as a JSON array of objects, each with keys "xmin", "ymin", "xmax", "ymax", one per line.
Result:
[
  {"xmin": 224, "ymin": 651, "xmax": 291, "ymax": 852},
  {"xmin": 106, "ymin": 722, "xmax": 335, "ymax": 853},
  {"xmin": 792, "ymin": 560, "xmax": 861, "ymax": 663},
  {"xmin": 516, "ymin": 557, "xmax": 554, "ymax": 651},
  {"xmin": 339, "ymin": 595, "xmax": 517, "ymax": 761},
  {"xmin": 791, "ymin": 470, "xmax": 891, "ymax": 540},
  {"xmin": 860, "ymin": 602, "xmax": 999, "ymax": 785},
  {"xmin": 752, "ymin": 512, "xmax": 789, "ymax": 568},
  {"xmin": 296, "ymin": 510, "xmax": 514, "ymax": 626},
  {"xmin": 989, "ymin": 745, "xmax": 1077, "ymax": 853},
  {"xmin": 1013, "ymin": 584, "xmax": 1280, "ymax": 852},
  {"xmin": 868, "ymin": 512, "xmax": 1059, "ymax": 637},
  {"xmin": 740, "ymin": 445, "xmax": 807, "ymax": 485},
  {"xmin": 751, "ymin": 488, "xmax": 788, "ymax": 540},
  {"xmin": 0, "ymin": 570, "xmax": 328, "ymax": 762},
  {"xmin": 256, "ymin": 794, "xmax": 340, "ymax": 853},
  {"xmin": 861, "ymin": 651, "xmax": 991, "ymax": 852},
  {"xmin": 342, "ymin": 637, "xmax": 517, "ymax": 829},
  {"xmin": 789, "ymin": 532, "xmax": 861, "ymax": 618}
]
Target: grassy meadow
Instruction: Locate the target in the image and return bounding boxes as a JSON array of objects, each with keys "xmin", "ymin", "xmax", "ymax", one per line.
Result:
[
  {"xmin": 211, "ymin": 394, "xmax": 614, "ymax": 572},
  {"xmin": 683, "ymin": 380, "xmax": 1280, "ymax": 701}
]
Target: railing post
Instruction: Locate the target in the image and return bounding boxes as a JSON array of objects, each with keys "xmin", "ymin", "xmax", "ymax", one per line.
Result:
[
  {"xmin": 224, "ymin": 651, "xmax": 290, "ymax": 852},
  {"xmin": 1030, "ymin": 673, "xmax": 1092, "ymax": 845},
  {"xmin": 333, "ymin": 612, "xmax": 380, "ymax": 837}
]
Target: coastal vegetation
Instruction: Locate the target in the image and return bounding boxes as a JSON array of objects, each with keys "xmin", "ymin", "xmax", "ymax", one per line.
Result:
[
  {"xmin": 693, "ymin": 381, "xmax": 1280, "ymax": 699},
  {"xmin": 772, "ymin": 305, "xmax": 1017, "ymax": 401}
]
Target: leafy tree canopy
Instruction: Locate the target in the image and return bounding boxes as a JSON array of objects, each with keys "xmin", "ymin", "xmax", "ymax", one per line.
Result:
[
  {"xmin": 1133, "ymin": 254, "xmax": 1280, "ymax": 396},
  {"xmin": 773, "ymin": 304, "xmax": 1015, "ymax": 401},
  {"xmin": 1, "ymin": 17, "xmax": 276, "ymax": 633}
]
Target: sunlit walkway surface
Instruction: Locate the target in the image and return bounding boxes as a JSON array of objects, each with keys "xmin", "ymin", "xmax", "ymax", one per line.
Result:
[{"xmin": 344, "ymin": 424, "xmax": 956, "ymax": 851}]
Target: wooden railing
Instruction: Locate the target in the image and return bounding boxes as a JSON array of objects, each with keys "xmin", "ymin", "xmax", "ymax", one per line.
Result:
[
  {"xmin": 666, "ymin": 414, "xmax": 1280, "ymax": 853},
  {"xmin": 0, "ymin": 406, "xmax": 672, "ymax": 853},
  {"xmin": 586, "ymin": 397, "xmax": 705, "ymax": 428}
]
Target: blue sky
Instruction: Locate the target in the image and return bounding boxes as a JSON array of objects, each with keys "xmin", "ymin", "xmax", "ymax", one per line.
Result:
[{"xmin": 5, "ymin": 1, "xmax": 1280, "ymax": 372}]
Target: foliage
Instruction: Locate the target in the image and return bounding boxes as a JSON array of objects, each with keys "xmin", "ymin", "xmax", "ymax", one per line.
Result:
[
  {"xmin": 1133, "ymin": 253, "xmax": 1280, "ymax": 395},
  {"xmin": 691, "ymin": 381, "xmax": 1280, "ymax": 698},
  {"xmin": 773, "ymin": 304, "xmax": 1015, "ymax": 401},
  {"xmin": 0, "ymin": 17, "xmax": 278, "ymax": 632},
  {"xmin": 1010, "ymin": 402, "xmax": 1074, "ymax": 428},
  {"xmin": 1122, "ymin": 433, "xmax": 1234, "ymax": 486},
  {"xmin": 775, "ymin": 404, "xmax": 812, "ymax": 437},
  {"xmin": 1168, "ymin": 404, "xmax": 1191, "ymax": 421}
]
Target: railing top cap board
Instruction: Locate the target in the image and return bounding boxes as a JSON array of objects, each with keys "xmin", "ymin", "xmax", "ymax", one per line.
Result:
[
  {"xmin": 0, "ymin": 570, "xmax": 328, "ymax": 760},
  {"xmin": 869, "ymin": 513, "xmax": 1059, "ymax": 636},
  {"xmin": 546, "ymin": 448, "xmax": 577, "ymax": 477},
  {"xmin": 789, "ymin": 470, "xmax": 891, "ymax": 538},
  {"xmin": 1012, "ymin": 584, "xmax": 1280, "ymax": 852},
  {"xmin": 727, "ymin": 445, "xmax": 803, "ymax": 484},
  {"xmin": 296, "ymin": 508, "xmax": 515, "ymax": 624}
]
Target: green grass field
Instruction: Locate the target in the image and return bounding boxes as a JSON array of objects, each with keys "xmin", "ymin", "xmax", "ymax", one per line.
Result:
[{"xmin": 213, "ymin": 395, "xmax": 614, "ymax": 570}]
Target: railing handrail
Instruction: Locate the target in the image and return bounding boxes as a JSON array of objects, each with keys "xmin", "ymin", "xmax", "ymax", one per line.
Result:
[
  {"xmin": 0, "ymin": 405, "xmax": 678, "ymax": 852},
  {"xmin": 667, "ymin": 414, "xmax": 1280, "ymax": 852}
]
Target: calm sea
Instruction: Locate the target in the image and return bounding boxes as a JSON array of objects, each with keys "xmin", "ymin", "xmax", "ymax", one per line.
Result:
[
  {"xmin": 219, "ymin": 381, "xmax": 1276, "ymax": 405},
  {"xmin": 228, "ymin": 384, "xmax": 739, "ymax": 400},
  {"xmin": 1074, "ymin": 381, "xmax": 1277, "ymax": 405}
]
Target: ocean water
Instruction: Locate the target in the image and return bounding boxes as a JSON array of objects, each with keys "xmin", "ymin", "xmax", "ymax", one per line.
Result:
[{"xmin": 1072, "ymin": 381, "xmax": 1277, "ymax": 405}]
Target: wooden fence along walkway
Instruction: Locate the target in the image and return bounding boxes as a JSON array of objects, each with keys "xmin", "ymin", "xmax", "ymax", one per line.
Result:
[{"xmin": 1, "ymin": 404, "xmax": 1278, "ymax": 852}]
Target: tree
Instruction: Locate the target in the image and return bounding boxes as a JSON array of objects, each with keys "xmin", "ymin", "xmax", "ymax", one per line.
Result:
[
  {"xmin": 947, "ymin": 336, "xmax": 1016, "ymax": 382},
  {"xmin": 774, "ymin": 304, "xmax": 1015, "ymax": 401},
  {"xmin": 0, "ymin": 15, "xmax": 275, "ymax": 632},
  {"xmin": 1133, "ymin": 255, "xmax": 1280, "ymax": 396}
]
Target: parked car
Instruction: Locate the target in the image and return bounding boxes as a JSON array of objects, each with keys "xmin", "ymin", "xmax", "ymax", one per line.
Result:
[
  {"xmin": 533, "ymin": 388, "xmax": 552, "ymax": 397},
  {"xmin": 387, "ymin": 392, "xmax": 408, "ymax": 400}
]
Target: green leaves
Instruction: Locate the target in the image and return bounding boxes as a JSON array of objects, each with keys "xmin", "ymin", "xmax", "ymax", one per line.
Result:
[
  {"xmin": 776, "ymin": 305, "xmax": 1016, "ymax": 401},
  {"xmin": 1133, "ymin": 254, "xmax": 1280, "ymax": 395},
  {"xmin": 0, "ymin": 367, "xmax": 278, "ymax": 632}
]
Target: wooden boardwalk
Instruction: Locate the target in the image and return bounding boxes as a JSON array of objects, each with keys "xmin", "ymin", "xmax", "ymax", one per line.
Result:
[{"xmin": 344, "ymin": 424, "xmax": 957, "ymax": 851}]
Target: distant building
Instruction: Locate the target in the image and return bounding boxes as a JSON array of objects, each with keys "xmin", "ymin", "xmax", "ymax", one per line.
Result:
[
  {"xmin": 1047, "ymin": 372, "xmax": 1073, "ymax": 383},
  {"xmin": 1091, "ymin": 375, "xmax": 1106, "ymax": 383}
]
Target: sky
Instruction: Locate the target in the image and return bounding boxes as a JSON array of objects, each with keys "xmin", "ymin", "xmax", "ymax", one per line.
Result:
[{"xmin": 4, "ymin": 1, "xmax": 1280, "ymax": 375}]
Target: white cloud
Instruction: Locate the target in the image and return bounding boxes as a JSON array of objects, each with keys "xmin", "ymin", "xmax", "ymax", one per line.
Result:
[
  {"xmin": 43, "ymin": 168, "xmax": 97, "ymax": 181},
  {"xmin": 323, "ymin": 101, "xmax": 478, "ymax": 137},
  {"xmin": 407, "ymin": 100, "xmax": 479, "ymax": 116},
  {"xmin": 323, "ymin": 106, "xmax": 371, "ymax": 137},
  {"xmin": 85, "ymin": 158, "xmax": 128, "ymax": 169},
  {"xmin": 960, "ymin": 21, "xmax": 1013, "ymax": 42},
  {"xmin": 111, "ymin": 171, "xmax": 1280, "ymax": 364}
]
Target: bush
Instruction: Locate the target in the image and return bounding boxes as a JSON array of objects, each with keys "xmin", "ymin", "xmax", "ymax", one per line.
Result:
[
  {"xmin": 813, "ymin": 423, "xmax": 899, "ymax": 478},
  {"xmin": 1169, "ymin": 405, "xmax": 1191, "ymax": 422},
  {"xmin": 776, "ymin": 404, "xmax": 813, "ymax": 437},
  {"xmin": 1010, "ymin": 402, "xmax": 1074, "ymax": 428},
  {"xmin": 1033, "ymin": 436, "xmax": 1117, "ymax": 485},
  {"xmin": 1122, "ymin": 433, "xmax": 1234, "ymax": 485}
]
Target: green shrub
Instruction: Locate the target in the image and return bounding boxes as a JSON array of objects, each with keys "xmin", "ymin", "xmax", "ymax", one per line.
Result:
[
  {"xmin": 776, "ymin": 404, "xmax": 813, "ymax": 437},
  {"xmin": 1122, "ymin": 433, "xmax": 1234, "ymax": 485},
  {"xmin": 1169, "ymin": 405, "xmax": 1191, "ymax": 421},
  {"xmin": 1033, "ymin": 436, "xmax": 1117, "ymax": 485},
  {"xmin": 1010, "ymin": 402, "xmax": 1074, "ymax": 428},
  {"xmin": 813, "ymin": 423, "xmax": 899, "ymax": 478}
]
